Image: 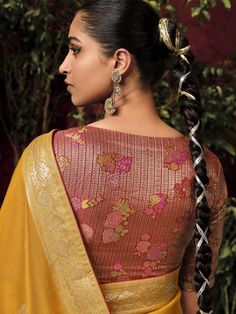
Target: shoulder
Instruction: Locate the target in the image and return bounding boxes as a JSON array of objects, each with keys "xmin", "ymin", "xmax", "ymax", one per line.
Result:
[
  {"xmin": 203, "ymin": 146, "xmax": 228, "ymax": 207},
  {"xmin": 24, "ymin": 130, "xmax": 55, "ymax": 154},
  {"xmin": 203, "ymin": 146, "xmax": 225, "ymax": 180},
  {"xmin": 53, "ymin": 126, "xmax": 90, "ymax": 147}
]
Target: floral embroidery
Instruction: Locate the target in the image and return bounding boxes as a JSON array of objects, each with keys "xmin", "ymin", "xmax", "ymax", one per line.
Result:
[
  {"xmin": 164, "ymin": 146, "xmax": 188, "ymax": 171},
  {"xmin": 96, "ymin": 152, "xmax": 133, "ymax": 189},
  {"xmin": 134, "ymin": 234, "xmax": 151, "ymax": 257},
  {"xmin": 103, "ymin": 198, "xmax": 135, "ymax": 244},
  {"xmin": 65, "ymin": 126, "xmax": 87, "ymax": 146},
  {"xmin": 134, "ymin": 234, "xmax": 168, "ymax": 278},
  {"xmin": 58, "ymin": 155, "xmax": 70, "ymax": 172},
  {"xmin": 141, "ymin": 261, "xmax": 158, "ymax": 278},
  {"xmin": 81, "ymin": 224, "xmax": 94, "ymax": 243},
  {"xmin": 107, "ymin": 172, "xmax": 120, "ymax": 190},
  {"xmin": 111, "ymin": 263, "xmax": 129, "ymax": 281},
  {"xmin": 144, "ymin": 193, "xmax": 168, "ymax": 218},
  {"xmin": 134, "ymin": 234, "xmax": 168, "ymax": 262},
  {"xmin": 71, "ymin": 195, "xmax": 104, "ymax": 213},
  {"xmin": 174, "ymin": 177, "xmax": 193, "ymax": 199}
]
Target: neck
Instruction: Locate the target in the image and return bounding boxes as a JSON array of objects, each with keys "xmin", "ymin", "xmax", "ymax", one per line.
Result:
[{"xmin": 104, "ymin": 84, "xmax": 162, "ymax": 127}]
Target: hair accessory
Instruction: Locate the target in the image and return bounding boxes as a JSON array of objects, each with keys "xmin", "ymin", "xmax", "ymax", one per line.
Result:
[
  {"xmin": 159, "ymin": 18, "xmax": 211, "ymax": 306},
  {"xmin": 191, "ymin": 121, "xmax": 209, "ymax": 302},
  {"xmin": 200, "ymin": 310, "xmax": 213, "ymax": 314},
  {"xmin": 196, "ymin": 224, "xmax": 208, "ymax": 254},
  {"xmin": 104, "ymin": 70, "xmax": 122, "ymax": 114},
  {"xmin": 158, "ymin": 18, "xmax": 190, "ymax": 56}
]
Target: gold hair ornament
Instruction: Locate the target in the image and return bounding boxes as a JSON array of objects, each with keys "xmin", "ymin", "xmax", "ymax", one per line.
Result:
[
  {"xmin": 159, "ymin": 17, "xmax": 210, "ymax": 310},
  {"xmin": 158, "ymin": 18, "xmax": 190, "ymax": 56}
]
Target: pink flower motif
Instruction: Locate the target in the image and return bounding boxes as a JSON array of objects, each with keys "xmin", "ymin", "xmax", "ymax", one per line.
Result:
[
  {"xmin": 141, "ymin": 261, "xmax": 158, "ymax": 278},
  {"xmin": 164, "ymin": 148, "xmax": 187, "ymax": 171},
  {"xmin": 107, "ymin": 173, "xmax": 120, "ymax": 189},
  {"xmin": 104, "ymin": 211, "xmax": 123, "ymax": 229},
  {"xmin": 81, "ymin": 224, "xmax": 94, "ymax": 243},
  {"xmin": 144, "ymin": 194, "xmax": 167, "ymax": 218},
  {"xmin": 147, "ymin": 243, "xmax": 168, "ymax": 261},
  {"xmin": 102, "ymin": 158, "xmax": 116, "ymax": 173},
  {"xmin": 103, "ymin": 228, "xmax": 117, "ymax": 244},
  {"xmin": 144, "ymin": 207, "xmax": 154, "ymax": 216},
  {"xmin": 117, "ymin": 275, "xmax": 129, "ymax": 282},
  {"xmin": 147, "ymin": 246, "xmax": 161, "ymax": 261},
  {"xmin": 114, "ymin": 263, "xmax": 122, "ymax": 271},
  {"xmin": 173, "ymin": 151, "xmax": 187, "ymax": 165},
  {"xmin": 157, "ymin": 201, "xmax": 165, "ymax": 209},
  {"xmin": 71, "ymin": 197, "xmax": 82, "ymax": 213},
  {"xmin": 96, "ymin": 154, "xmax": 116, "ymax": 173},
  {"xmin": 135, "ymin": 240, "xmax": 151, "ymax": 255},
  {"xmin": 174, "ymin": 177, "xmax": 192, "ymax": 199},
  {"xmin": 71, "ymin": 140, "xmax": 79, "ymax": 147},
  {"xmin": 115, "ymin": 156, "xmax": 132, "ymax": 174}
]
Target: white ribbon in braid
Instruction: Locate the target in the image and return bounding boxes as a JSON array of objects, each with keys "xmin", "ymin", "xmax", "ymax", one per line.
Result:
[{"xmin": 159, "ymin": 17, "xmax": 211, "ymax": 308}]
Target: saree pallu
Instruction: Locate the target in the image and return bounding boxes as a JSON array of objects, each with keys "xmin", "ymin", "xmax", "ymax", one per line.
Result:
[{"xmin": 0, "ymin": 131, "xmax": 183, "ymax": 314}]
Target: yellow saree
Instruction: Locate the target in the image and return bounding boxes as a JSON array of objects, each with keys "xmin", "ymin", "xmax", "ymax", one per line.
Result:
[{"xmin": 0, "ymin": 131, "xmax": 183, "ymax": 314}]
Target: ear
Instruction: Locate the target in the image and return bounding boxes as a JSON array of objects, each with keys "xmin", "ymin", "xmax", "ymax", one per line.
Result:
[{"xmin": 113, "ymin": 48, "xmax": 133, "ymax": 76}]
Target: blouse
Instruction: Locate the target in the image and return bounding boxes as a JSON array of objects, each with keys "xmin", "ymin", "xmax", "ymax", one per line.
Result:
[{"xmin": 53, "ymin": 125, "xmax": 228, "ymax": 291}]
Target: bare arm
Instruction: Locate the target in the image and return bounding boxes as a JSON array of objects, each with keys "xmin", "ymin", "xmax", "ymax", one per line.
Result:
[{"xmin": 181, "ymin": 290, "xmax": 198, "ymax": 314}]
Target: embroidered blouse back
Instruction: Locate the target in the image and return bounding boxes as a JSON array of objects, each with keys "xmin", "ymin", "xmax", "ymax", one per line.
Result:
[{"xmin": 53, "ymin": 125, "xmax": 227, "ymax": 291}]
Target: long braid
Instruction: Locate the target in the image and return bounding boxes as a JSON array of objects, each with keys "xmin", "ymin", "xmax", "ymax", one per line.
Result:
[{"xmin": 158, "ymin": 18, "xmax": 213, "ymax": 313}]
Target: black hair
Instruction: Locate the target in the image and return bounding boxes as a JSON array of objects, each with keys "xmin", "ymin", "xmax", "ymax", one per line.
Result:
[
  {"xmin": 78, "ymin": 0, "xmax": 168, "ymax": 89},
  {"xmin": 77, "ymin": 0, "xmax": 212, "ymax": 313}
]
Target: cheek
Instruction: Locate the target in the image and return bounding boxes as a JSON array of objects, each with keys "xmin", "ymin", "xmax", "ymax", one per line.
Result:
[{"xmin": 73, "ymin": 56, "xmax": 112, "ymax": 92}]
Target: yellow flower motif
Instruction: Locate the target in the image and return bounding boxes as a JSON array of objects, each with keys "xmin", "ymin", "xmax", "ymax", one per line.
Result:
[
  {"xmin": 58, "ymin": 156, "xmax": 70, "ymax": 172},
  {"xmin": 149, "ymin": 194, "xmax": 161, "ymax": 206},
  {"xmin": 65, "ymin": 127, "xmax": 87, "ymax": 144},
  {"xmin": 81, "ymin": 195, "xmax": 103, "ymax": 209},
  {"xmin": 82, "ymin": 199, "xmax": 89, "ymax": 209}
]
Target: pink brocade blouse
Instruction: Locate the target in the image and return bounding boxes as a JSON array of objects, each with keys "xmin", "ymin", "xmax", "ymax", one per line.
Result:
[{"xmin": 53, "ymin": 125, "xmax": 228, "ymax": 291}]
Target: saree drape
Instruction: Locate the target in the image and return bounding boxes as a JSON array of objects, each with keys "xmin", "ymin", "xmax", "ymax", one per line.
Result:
[{"xmin": 0, "ymin": 131, "xmax": 182, "ymax": 314}]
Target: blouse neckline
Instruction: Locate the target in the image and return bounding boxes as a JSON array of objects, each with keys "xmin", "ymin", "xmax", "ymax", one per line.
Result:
[{"xmin": 85, "ymin": 125, "xmax": 189, "ymax": 142}]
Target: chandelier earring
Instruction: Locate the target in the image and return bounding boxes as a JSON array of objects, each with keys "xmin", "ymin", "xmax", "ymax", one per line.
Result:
[{"xmin": 104, "ymin": 70, "xmax": 122, "ymax": 114}]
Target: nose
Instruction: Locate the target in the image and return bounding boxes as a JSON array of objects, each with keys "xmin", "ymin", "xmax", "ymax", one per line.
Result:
[{"xmin": 59, "ymin": 53, "xmax": 71, "ymax": 75}]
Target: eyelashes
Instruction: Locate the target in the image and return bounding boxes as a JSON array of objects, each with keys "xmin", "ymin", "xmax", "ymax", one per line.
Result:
[{"xmin": 69, "ymin": 46, "xmax": 81, "ymax": 56}]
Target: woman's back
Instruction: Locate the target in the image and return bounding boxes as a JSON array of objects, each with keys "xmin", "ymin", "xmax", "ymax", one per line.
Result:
[{"xmin": 53, "ymin": 125, "xmax": 227, "ymax": 289}]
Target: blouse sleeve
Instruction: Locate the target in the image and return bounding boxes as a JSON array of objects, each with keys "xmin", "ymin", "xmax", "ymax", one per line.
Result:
[{"xmin": 178, "ymin": 159, "xmax": 228, "ymax": 291}]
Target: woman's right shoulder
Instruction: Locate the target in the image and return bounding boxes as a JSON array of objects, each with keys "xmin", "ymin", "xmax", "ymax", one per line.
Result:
[
  {"xmin": 203, "ymin": 146, "xmax": 225, "ymax": 180},
  {"xmin": 25, "ymin": 126, "xmax": 87, "ymax": 152},
  {"xmin": 203, "ymin": 146, "xmax": 228, "ymax": 208}
]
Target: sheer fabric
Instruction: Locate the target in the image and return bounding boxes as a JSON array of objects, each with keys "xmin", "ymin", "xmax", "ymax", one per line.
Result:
[{"xmin": 53, "ymin": 125, "xmax": 228, "ymax": 291}]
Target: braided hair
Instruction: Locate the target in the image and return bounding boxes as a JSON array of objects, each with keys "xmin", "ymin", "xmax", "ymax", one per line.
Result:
[
  {"xmin": 158, "ymin": 18, "xmax": 212, "ymax": 314},
  {"xmin": 78, "ymin": 1, "xmax": 212, "ymax": 313}
]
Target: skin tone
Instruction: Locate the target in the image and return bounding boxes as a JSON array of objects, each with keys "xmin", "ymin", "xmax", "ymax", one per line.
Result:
[
  {"xmin": 59, "ymin": 12, "xmax": 183, "ymax": 138},
  {"xmin": 59, "ymin": 11, "xmax": 198, "ymax": 313}
]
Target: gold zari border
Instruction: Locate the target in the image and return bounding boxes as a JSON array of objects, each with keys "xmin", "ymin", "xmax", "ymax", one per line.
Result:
[
  {"xmin": 101, "ymin": 267, "xmax": 181, "ymax": 313},
  {"xmin": 23, "ymin": 131, "xmax": 110, "ymax": 314}
]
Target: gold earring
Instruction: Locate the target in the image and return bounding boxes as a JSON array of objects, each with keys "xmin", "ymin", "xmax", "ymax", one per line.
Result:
[{"xmin": 104, "ymin": 70, "xmax": 122, "ymax": 114}]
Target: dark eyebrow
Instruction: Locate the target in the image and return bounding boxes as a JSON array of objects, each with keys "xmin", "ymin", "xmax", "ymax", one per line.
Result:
[{"xmin": 68, "ymin": 36, "xmax": 82, "ymax": 44}]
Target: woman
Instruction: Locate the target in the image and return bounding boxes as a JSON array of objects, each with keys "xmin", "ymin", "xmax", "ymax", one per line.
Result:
[{"xmin": 0, "ymin": 0, "xmax": 228, "ymax": 313}]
